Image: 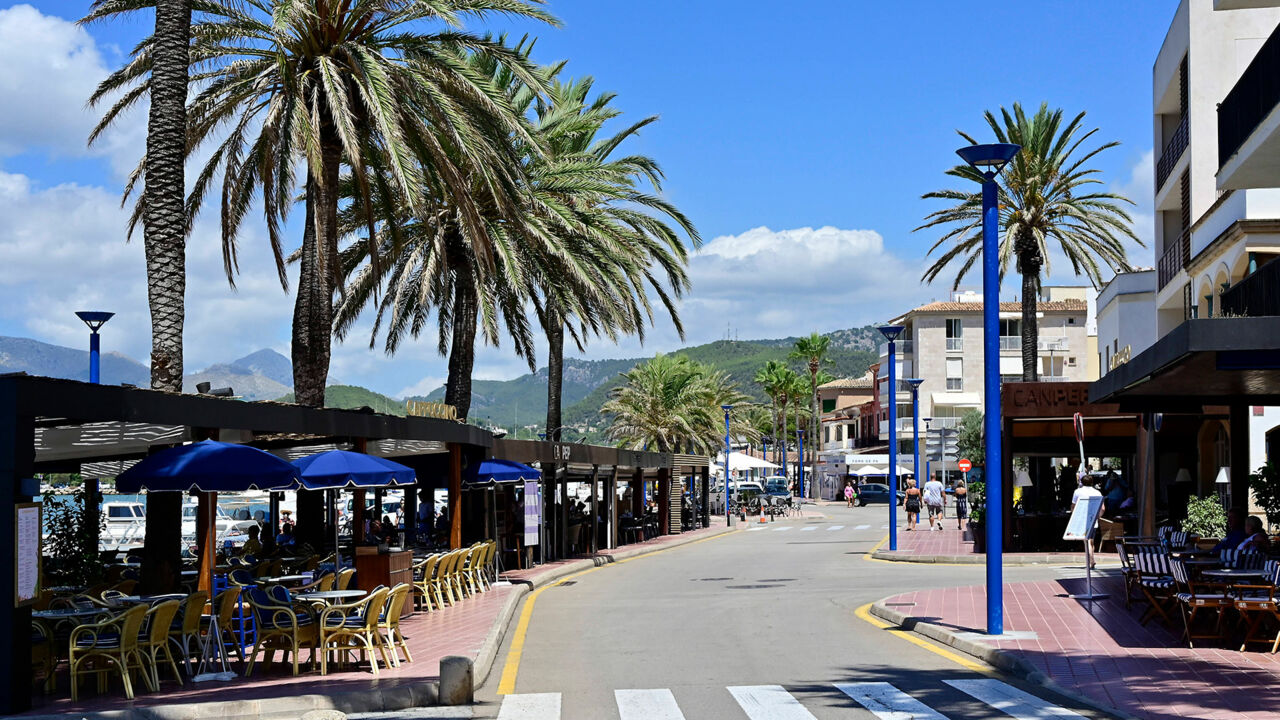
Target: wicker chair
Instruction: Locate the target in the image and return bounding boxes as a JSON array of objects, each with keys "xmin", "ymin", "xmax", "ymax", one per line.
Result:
[
  {"xmin": 411, "ymin": 556, "xmax": 439, "ymax": 612},
  {"xmin": 243, "ymin": 587, "xmax": 318, "ymax": 677},
  {"xmin": 68, "ymin": 604, "xmax": 149, "ymax": 701},
  {"xmin": 203, "ymin": 587, "xmax": 244, "ymax": 663},
  {"xmin": 336, "ymin": 568, "xmax": 357, "ymax": 591},
  {"xmin": 168, "ymin": 591, "xmax": 208, "ymax": 675},
  {"xmin": 138, "ymin": 599, "xmax": 183, "ymax": 690},
  {"xmin": 376, "ymin": 584, "xmax": 413, "ymax": 667},
  {"xmin": 319, "ymin": 587, "xmax": 390, "ymax": 675}
]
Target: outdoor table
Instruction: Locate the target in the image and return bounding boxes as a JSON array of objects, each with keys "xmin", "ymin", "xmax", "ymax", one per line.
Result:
[
  {"xmin": 45, "ymin": 585, "xmax": 86, "ymax": 594},
  {"xmin": 1202, "ymin": 569, "xmax": 1265, "ymax": 581},
  {"xmin": 1175, "ymin": 548, "xmax": 1214, "ymax": 557},
  {"xmin": 260, "ymin": 574, "xmax": 309, "ymax": 586},
  {"xmin": 297, "ymin": 590, "xmax": 365, "ymax": 604},
  {"xmin": 109, "ymin": 593, "xmax": 186, "ymax": 607},
  {"xmin": 33, "ymin": 607, "xmax": 110, "ymax": 622}
]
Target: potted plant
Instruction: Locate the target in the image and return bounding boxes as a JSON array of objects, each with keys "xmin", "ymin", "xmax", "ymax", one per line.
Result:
[
  {"xmin": 1181, "ymin": 495, "xmax": 1226, "ymax": 539},
  {"xmin": 967, "ymin": 480, "xmax": 985, "ymax": 552}
]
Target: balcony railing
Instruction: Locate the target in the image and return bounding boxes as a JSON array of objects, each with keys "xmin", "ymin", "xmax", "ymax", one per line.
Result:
[
  {"xmin": 945, "ymin": 337, "xmax": 963, "ymax": 351},
  {"xmin": 878, "ymin": 340, "xmax": 914, "ymax": 357},
  {"xmin": 999, "ymin": 335, "xmax": 1020, "ymax": 351},
  {"xmin": 1158, "ymin": 229, "xmax": 1190, "ymax": 290},
  {"xmin": 1221, "ymin": 257, "xmax": 1280, "ymax": 317},
  {"xmin": 1156, "ymin": 114, "xmax": 1189, "ymax": 191},
  {"xmin": 1220, "ymin": 22, "xmax": 1280, "ymax": 170}
]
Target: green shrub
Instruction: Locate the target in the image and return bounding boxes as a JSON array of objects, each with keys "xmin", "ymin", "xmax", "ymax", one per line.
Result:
[
  {"xmin": 967, "ymin": 481, "xmax": 985, "ymax": 527},
  {"xmin": 42, "ymin": 486, "xmax": 105, "ymax": 586},
  {"xmin": 1249, "ymin": 462, "xmax": 1280, "ymax": 531},
  {"xmin": 1182, "ymin": 495, "xmax": 1227, "ymax": 538}
]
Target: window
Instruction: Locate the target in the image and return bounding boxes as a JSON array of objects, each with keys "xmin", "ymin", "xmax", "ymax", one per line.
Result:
[
  {"xmin": 945, "ymin": 319, "xmax": 963, "ymax": 350},
  {"xmin": 1000, "ymin": 318, "xmax": 1021, "ymax": 336},
  {"xmin": 108, "ymin": 506, "xmax": 132, "ymax": 519},
  {"xmin": 1066, "ymin": 356, "xmax": 1076, "ymax": 367},
  {"xmin": 946, "ymin": 358, "xmax": 962, "ymax": 391},
  {"xmin": 824, "ymin": 426, "xmax": 830, "ymax": 444},
  {"xmin": 822, "ymin": 398, "xmax": 836, "ymax": 413}
]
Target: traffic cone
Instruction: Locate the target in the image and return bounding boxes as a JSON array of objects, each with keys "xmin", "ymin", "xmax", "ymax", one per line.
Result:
[{"xmin": 758, "ymin": 511, "xmax": 767, "ymax": 524}]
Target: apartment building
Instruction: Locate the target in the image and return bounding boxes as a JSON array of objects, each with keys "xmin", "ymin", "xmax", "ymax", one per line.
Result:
[
  {"xmin": 1096, "ymin": 269, "xmax": 1158, "ymax": 373},
  {"xmin": 1152, "ymin": 0, "xmax": 1280, "ymax": 333},
  {"xmin": 818, "ymin": 370, "xmax": 878, "ymax": 453},
  {"xmin": 879, "ymin": 289, "xmax": 1095, "ymax": 456}
]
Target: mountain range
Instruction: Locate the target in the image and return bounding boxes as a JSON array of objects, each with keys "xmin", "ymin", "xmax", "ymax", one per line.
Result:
[{"xmin": 0, "ymin": 325, "xmax": 882, "ymax": 427}]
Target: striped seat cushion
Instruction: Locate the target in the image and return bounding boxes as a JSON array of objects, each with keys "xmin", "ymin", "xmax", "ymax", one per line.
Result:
[
  {"xmin": 1177, "ymin": 592, "xmax": 1231, "ymax": 603},
  {"xmin": 1141, "ymin": 577, "xmax": 1175, "ymax": 589}
]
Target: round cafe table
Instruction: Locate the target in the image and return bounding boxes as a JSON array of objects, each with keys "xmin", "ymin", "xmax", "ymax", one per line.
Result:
[
  {"xmin": 297, "ymin": 590, "xmax": 365, "ymax": 604},
  {"xmin": 260, "ymin": 574, "xmax": 310, "ymax": 586},
  {"xmin": 33, "ymin": 607, "xmax": 110, "ymax": 622},
  {"xmin": 1202, "ymin": 569, "xmax": 1264, "ymax": 581}
]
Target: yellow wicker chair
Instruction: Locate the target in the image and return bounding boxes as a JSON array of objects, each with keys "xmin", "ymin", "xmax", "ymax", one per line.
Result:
[
  {"xmin": 377, "ymin": 584, "xmax": 413, "ymax": 667},
  {"xmin": 32, "ymin": 620, "xmax": 55, "ymax": 694},
  {"xmin": 243, "ymin": 587, "xmax": 318, "ymax": 677},
  {"xmin": 169, "ymin": 591, "xmax": 208, "ymax": 674},
  {"xmin": 68, "ymin": 604, "xmax": 148, "ymax": 701},
  {"xmin": 319, "ymin": 587, "xmax": 390, "ymax": 675},
  {"xmin": 203, "ymin": 587, "xmax": 245, "ymax": 664},
  {"xmin": 336, "ymin": 568, "xmax": 356, "ymax": 591},
  {"xmin": 138, "ymin": 599, "xmax": 183, "ymax": 690},
  {"xmin": 459, "ymin": 545, "xmax": 482, "ymax": 596},
  {"xmin": 412, "ymin": 555, "xmax": 441, "ymax": 612},
  {"xmin": 433, "ymin": 550, "xmax": 458, "ymax": 606}
]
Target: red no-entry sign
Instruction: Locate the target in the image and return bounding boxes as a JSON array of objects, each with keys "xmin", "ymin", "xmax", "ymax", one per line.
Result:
[{"xmin": 958, "ymin": 458, "xmax": 972, "ymax": 473}]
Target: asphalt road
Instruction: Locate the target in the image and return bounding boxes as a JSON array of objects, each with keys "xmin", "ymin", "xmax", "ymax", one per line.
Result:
[{"xmin": 470, "ymin": 502, "xmax": 1115, "ymax": 719}]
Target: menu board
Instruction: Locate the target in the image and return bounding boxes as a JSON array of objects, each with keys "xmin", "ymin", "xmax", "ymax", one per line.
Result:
[
  {"xmin": 15, "ymin": 503, "xmax": 41, "ymax": 606},
  {"xmin": 1063, "ymin": 495, "xmax": 1103, "ymax": 541},
  {"xmin": 523, "ymin": 479, "xmax": 541, "ymax": 547}
]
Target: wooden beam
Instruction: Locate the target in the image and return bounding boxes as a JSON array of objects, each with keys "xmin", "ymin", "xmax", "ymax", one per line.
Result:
[
  {"xmin": 197, "ymin": 491, "xmax": 216, "ymax": 595},
  {"xmin": 657, "ymin": 467, "xmax": 671, "ymax": 535},
  {"xmin": 448, "ymin": 443, "xmax": 462, "ymax": 550},
  {"xmin": 589, "ymin": 465, "xmax": 599, "ymax": 554}
]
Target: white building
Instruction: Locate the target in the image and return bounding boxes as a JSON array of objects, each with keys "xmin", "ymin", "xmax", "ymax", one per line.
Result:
[
  {"xmin": 879, "ymin": 289, "xmax": 1095, "ymax": 461},
  {"xmin": 1096, "ymin": 269, "xmax": 1157, "ymax": 373}
]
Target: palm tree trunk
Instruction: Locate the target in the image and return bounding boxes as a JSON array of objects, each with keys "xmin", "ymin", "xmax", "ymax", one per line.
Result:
[
  {"xmin": 140, "ymin": 0, "xmax": 189, "ymax": 597},
  {"xmin": 292, "ymin": 169, "xmax": 335, "ymax": 407},
  {"xmin": 780, "ymin": 395, "xmax": 789, "ymax": 479},
  {"xmin": 772, "ymin": 398, "xmax": 781, "ymax": 466},
  {"xmin": 1017, "ymin": 235, "xmax": 1042, "ymax": 382},
  {"xmin": 545, "ymin": 300, "xmax": 564, "ymax": 443},
  {"xmin": 809, "ymin": 365, "xmax": 818, "ymax": 498},
  {"xmin": 445, "ymin": 231, "xmax": 477, "ymax": 421}
]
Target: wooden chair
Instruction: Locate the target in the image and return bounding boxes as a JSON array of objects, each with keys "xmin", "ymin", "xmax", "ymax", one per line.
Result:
[
  {"xmin": 68, "ymin": 604, "xmax": 149, "ymax": 701},
  {"xmin": 1235, "ymin": 560, "xmax": 1280, "ymax": 652},
  {"xmin": 138, "ymin": 599, "xmax": 183, "ymax": 690},
  {"xmin": 1170, "ymin": 557, "xmax": 1232, "ymax": 648},
  {"xmin": 1132, "ymin": 547, "xmax": 1176, "ymax": 626},
  {"xmin": 1094, "ymin": 517, "xmax": 1118, "ymax": 553},
  {"xmin": 243, "ymin": 587, "xmax": 317, "ymax": 677},
  {"xmin": 319, "ymin": 586, "xmax": 390, "ymax": 675},
  {"xmin": 336, "ymin": 568, "xmax": 356, "ymax": 591},
  {"xmin": 376, "ymin": 584, "xmax": 413, "ymax": 667},
  {"xmin": 169, "ymin": 591, "xmax": 208, "ymax": 675}
]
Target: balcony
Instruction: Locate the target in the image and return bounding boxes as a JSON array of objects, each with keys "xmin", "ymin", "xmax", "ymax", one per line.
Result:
[
  {"xmin": 1158, "ymin": 229, "xmax": 1190, "ymax": 290},
  {"xmin": 1219, "ymin": 22, "xmax": 1280, "ymax": 189},
  {"xmin": 999, "ymin": 335, "xmax": 1020, "ymax": 351},
  {"xmin": 1156, "ymin": 114, "xmax": 1189, "ymax": 192},
  {"xmin": 878, "ymin": 340, "xmax": 914, "ymax": 357},
  {"xmin": 878, "ymin": 417, "xmax": 915, "ymax": 436},
  {"xmin": 1221, "ymin": 257, "xmax": 1280, "ymax": 317},
  {"xmin": 945, "ymin": 337, "xmax": 963, "ymax": 351}
]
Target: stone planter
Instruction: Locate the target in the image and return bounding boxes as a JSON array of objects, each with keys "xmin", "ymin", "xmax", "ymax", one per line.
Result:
[{"xmin": 969, "ymin": 522, "xmax": 984, "ymax": 553}]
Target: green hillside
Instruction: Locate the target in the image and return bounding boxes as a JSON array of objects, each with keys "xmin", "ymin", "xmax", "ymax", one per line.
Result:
[{"xmin": 274, "ymin": 385, "xmax": 405, "ymax": 415}]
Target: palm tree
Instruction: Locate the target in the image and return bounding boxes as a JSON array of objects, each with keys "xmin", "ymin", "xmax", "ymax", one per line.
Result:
[
  {"xmin": 775, "ymin": 366, "xmax": 801, "ymax": 477},
  {"xmin": 753, "ymin": 360, "xmax": 788, "ymax": 464},
  {"xmin": 88, "ymin": 0, "xmax": 557, "ymax": 408},
  {"xmin": 917, "ymin": 102, "xmax": 1139, "ymax": 380},
  {"xmin": 786, "ymin": 371, "xmax": 810, "ymax": 488},
  {"xmin": 789, "ymin": 332, "xmax": 831, "ymax": 485},
  {"xmin": 601, "ymin": 354, "xmax": 754, "ymax": 454}
]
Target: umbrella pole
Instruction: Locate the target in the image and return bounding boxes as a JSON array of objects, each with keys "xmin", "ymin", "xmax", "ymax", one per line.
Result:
[
  {"xmin": 332, "ymin": 489, "xmax": 341, "ymax": 569},
  {"xmin": 199, "ymin": 491, "xmax": 216, "ymax": 596}
]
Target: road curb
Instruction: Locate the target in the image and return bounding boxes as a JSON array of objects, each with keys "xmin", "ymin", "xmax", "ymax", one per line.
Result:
[
  {"xmin": 870, "ymin": 549, "xmax": 1115, "ymax": 566},
  {"xmin": 868, "ymin": 600, "xmax": 1140, "ymax": 720}
]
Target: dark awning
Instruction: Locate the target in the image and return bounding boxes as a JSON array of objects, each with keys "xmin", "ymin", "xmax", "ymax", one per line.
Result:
[
  {"xmin": 465, "ymin": 458, "xmax": 540, "ymax": 486},
  {"xmin": 116, "ymin": 439, "xmax": 299, "ymax": 492},
  {"xmin": 1089, "ymin": 317, "xmax": 1280, "ymax": 411}
]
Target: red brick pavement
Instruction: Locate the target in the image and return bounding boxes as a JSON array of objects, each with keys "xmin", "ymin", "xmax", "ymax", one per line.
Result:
[{"xmin": 881, "ymin": 575, "xmax": 1280, "ymax": 720}]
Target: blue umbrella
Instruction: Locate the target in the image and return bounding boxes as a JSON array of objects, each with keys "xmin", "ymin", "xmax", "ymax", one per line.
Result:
[
  {"xmin": 291, "ymin": 449, "xmax": 416, "ymax": 490},
  {"xmin": 116, "ymin": 439, "xmax": 300, "ymax": 492},
  {"xmin": 466, "ymin": 458, "xmax": 540, "ymax": 486}
]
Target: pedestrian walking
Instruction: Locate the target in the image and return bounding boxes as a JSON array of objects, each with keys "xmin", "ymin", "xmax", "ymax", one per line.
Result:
[
  {"xmin": 904, "ymin": 479, "xmax": 921, "ymax": 531},
  {"xmin": 953, "ymin": 480, "xmax": 968, "ymax": 530},
  {"xmin": 844, "ymin": 481, "xmax": 856, "ymax": 508},
  {"xmin": 923, "ymin": 475, "xmax": 946, "ymax": 531}
]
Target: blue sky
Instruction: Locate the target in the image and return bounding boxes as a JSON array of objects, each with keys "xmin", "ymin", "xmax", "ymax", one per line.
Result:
[{"xmin": 0, "ymin": 1, "xmax": 1175, "ymax": 397}]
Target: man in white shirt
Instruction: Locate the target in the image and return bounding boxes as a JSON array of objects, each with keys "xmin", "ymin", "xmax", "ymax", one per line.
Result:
[
  {"xmin": 1071, "ymin": 473, "xmax": 1105, "ymax": 517},
  {"xmin": 922, "ymin": 476, "xmax": 946, "ymax": 531}
]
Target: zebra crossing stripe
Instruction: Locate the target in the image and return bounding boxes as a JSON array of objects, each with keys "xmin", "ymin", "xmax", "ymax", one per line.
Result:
[
  {"xmin": 835, "ymin": 681, "xmax": 950, "ymax": 719},
  {"xmin": 801, "ymin": 526, "xmax": 817, "ymax": 532},
  {"xmin": 944, "ymin": 679, "xmax": 1087, "ymax": 719},
  {"xmin": 615, "ymin": 688, "xmax": 685, "ymax": 720},
  {"xmin": 727, "ymin": 685, "xmax": 818, "ymax": 720},
  {"xmin": 882, "ymin": 524, "xmax": 890, "ymax": 529},
  {"xmin": 854, "ymin": 524, "xmax": 870, "ymax": 530},
  {"xmin": 827, "ymin": 525, "xmax": 845, "ymax": 531},
  {"xmin": 772, "ymin": 526, "xmax": 793, "ymax": 532},
  {"xmin": 746, "ymin": 527, "xmax": 766, "ymax": 532},
  {"xmin": 497, "ymin": 692, "xmax": 560, "ymax": 720}
]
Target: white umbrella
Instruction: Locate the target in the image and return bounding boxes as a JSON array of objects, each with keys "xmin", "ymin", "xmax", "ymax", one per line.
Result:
[
  {"xmin": 714, "ymin": 452, "xmax": 781, "ymax": 472},
  {"xmin": 854, "ymin": 466, "xmax": 885, "ymax": 477},
  {"xmin": 887, "ymin": 465, "xmax": 914, "ymax": 477}
]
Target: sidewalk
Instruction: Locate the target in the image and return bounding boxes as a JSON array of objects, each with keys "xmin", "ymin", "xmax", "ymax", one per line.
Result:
[
  {"xmin": 871, "ymin": 575, "xmax": 1280, "ymax": 720},
  {"xmin": 21, "ymin": 519, "xmax": 734, "ymax": 720},
  {"xmin": 872, "ymin": 524, "xmax": 1110, "ymax": 565}
]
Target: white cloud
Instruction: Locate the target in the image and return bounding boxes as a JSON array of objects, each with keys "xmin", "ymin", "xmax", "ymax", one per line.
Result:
[{"xmin": 0, "ymin": 5, "xmax": 144, "ymax": 174}]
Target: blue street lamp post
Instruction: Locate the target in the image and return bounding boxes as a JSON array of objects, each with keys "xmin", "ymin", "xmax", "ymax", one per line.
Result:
[
  {"xmin": 907, "ymin": 379, "xmax": 923, "ymax": 498},
  {"xmin": 722, "ymin": 405, "xmax": 733, "ymax": 528},
  {"xmin": 956, "ymin": 142, "xmax": 1021, "ymax": 636},
  {"xmin": 797, "ymin": 429, "xmax": 806, "ymax": 498},
  {"xmin": 75, "ymin": 311, "xmax": 114, "ymax": 384},
  {"xmin": 878, "ymin": 325, "xmax": 905, "ymax": 551}
]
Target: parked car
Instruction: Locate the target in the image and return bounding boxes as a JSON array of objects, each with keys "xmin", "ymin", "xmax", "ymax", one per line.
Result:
[
  {"xmin": 857, "ymin": 483, "xmax": 905, "ymax": 506},
  {"xmin": 710, "ymin": 480, "xmax": 765, "ymax": 514},
  {"xmin": 763, "ymin": 477, "xmax": 791, "ymax": 498}
]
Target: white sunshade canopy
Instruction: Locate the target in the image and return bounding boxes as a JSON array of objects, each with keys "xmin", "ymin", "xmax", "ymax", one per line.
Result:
[
  {"xmin": 715, "ymin": 452, "xmax": 781, "ymax": 471},
  {"xmin": 854, "ymin": 466, "xmax": 885, "ymax": 476}
]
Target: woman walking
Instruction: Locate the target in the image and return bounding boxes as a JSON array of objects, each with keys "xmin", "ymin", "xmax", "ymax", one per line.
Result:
[
  {"xmin": 844, "ymin": 481, "xmax": 856, "ymax": 508},
  {"xmin": 904, "ymin": 479, "xmax": 921, "ymax": 531},
  {"xmin": 954, "ymin": 480, "xmax": 968, "ymax": 530}
]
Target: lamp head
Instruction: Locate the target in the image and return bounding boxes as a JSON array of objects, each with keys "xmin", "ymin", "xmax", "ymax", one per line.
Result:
[
  {"xmin": 906, "ymin": 378, "xmax": 924, "ymax": 390},
  {"xmin": 721, "ymin": 404, "xmax": 734, "ymax": 412},
  {"xmin": 1216, "ymin": 467, "xmax": 1231, "ymax": 485},
  {"xmin": 75, "ymin": 311, "xmax": 114, "ymax": 332},
  {"xmin": 956, "ymin": 143, "xmax": 1021, "ymax": 174},
  {"xmin": 877, "ymin": 325, "xmax": 905, "ymax": 342},
  {"xmin": 797, "ymin": 429, "xmax": 805, "ymax": 437}
]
